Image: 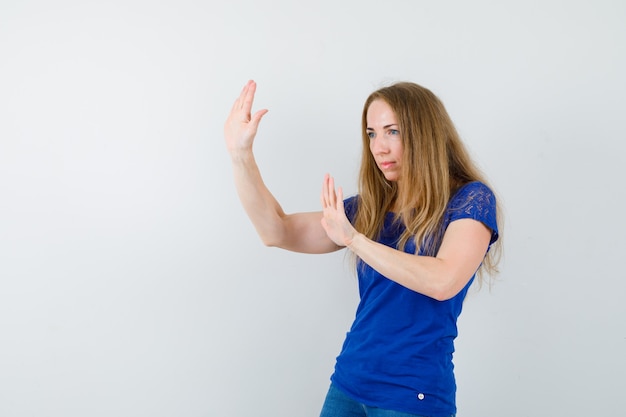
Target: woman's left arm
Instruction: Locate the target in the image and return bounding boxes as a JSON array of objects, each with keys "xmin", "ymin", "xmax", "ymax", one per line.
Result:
[
  {"xmin": 348, "ymin": 219, "xmax": 491, "ymax": 301},
  {"xmin": 321, "ymin": 175, "xmax": 492, "ymax": 301}
]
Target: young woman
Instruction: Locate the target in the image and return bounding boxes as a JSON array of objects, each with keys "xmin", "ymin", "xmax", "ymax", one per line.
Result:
[{"xmin": 224, "ymin": 80, "xmax": 501, "ymax": 417}]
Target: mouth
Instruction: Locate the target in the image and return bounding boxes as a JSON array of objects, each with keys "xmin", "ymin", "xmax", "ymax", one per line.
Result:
[{"xmin": 379, "ymin": 161, "xmax": 395, "ymax": 170}]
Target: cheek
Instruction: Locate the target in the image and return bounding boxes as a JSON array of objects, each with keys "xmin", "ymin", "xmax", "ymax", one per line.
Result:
[{"xmin": 392, "ymin": 142, "xmax": 404, "ymax": 159}]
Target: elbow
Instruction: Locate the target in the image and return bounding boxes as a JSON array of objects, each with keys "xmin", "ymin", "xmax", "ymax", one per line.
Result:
[
  {"xmin": 255, "ymin": 214, "xmax": 292, "ymax": 248},
  {"xmin": 258, "ymin": 228, "xmax": 288, "ymax": 248},
  {"xmin": 428, "ymin": 287, "xmax": 451, "ymax": 302},
  {"xmin": 430, "ymin": 289, "xmax": 457, "ymax": 302},
  {"xmin": 422, "ymin": 262, "xmax": 472, "ymax": 301},
  {"xmin": 259, "ymin": 233, "xmax": 281, "ymax": 248},
  {"xmin": 428, "ymin": 278, "xmax": 463, "ymax": 302},
  {"xmin": 261, "ymin": 237, "xmax": 281, "ymax": 248},
  {"xmin": 251, "ymin": 220, "xmax": 288, "ymax": 248}
]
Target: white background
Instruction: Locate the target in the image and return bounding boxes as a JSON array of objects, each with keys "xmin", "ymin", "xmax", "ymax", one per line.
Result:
[{"xmin": 1, "ymin": 1, "xmax": 624, "ymax": 416}]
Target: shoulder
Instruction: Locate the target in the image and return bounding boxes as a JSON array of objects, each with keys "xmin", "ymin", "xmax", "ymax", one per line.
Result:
[
  {"xmin": 447, "ymin": 181, "xmax": 498, "ymax": 242},
  {"xmin": 449, "ymin": 181, "xmax": 496, "ymax": 209}
]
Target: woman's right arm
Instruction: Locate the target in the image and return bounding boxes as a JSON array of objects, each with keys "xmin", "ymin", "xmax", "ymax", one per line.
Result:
[{"xmin": 224, "ymin": 80, "xmax": 340, "ymax": 254}]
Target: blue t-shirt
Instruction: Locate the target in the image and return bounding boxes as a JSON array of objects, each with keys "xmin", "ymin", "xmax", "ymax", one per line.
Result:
[{"xmin": 331, "ymin": 181, "xmax": 499, "ymax": 417}]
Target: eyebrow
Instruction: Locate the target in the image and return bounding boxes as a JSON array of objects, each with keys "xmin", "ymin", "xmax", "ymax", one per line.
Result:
[{"xmin": 366, "ymin": 124, "xmax": 399, "ymax": 130}]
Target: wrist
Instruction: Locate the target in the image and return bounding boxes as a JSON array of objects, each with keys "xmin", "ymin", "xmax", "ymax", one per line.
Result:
[
  {"xmin": 229, "ymin": 148, "xmax": 255, "ymax": 164},
  {"xmin": 346, "ymin": 232, "xmax": 363, "ymax": 251}
]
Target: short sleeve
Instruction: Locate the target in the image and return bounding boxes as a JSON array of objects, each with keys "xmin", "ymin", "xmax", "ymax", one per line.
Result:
[{"xmin": 447, "ymin": 182, "xmax": 499, "ymax": 244}]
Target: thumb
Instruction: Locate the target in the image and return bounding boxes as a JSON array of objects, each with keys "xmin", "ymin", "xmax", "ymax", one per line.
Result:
[{"xmin": 250, "ymin": 109, "xmax": 269, "ymax": 127}]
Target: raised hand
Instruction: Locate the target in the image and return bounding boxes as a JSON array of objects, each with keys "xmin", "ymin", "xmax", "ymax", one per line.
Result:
[
  {"xmin": 320, "ymin": 174, "xmax": 357, "ymax": 247},
  {"xmin": 224, "ymin": 80, "xmax": 268, "ymax": 155}
]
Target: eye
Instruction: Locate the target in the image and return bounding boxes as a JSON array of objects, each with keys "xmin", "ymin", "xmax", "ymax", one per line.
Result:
[
  {"xmin": 367, "ymin": 131, "xmax": 376, "ymax": 139},
  {"xmin": 389, "ymin": 129, "xmax": 400, "ymax": 136}
]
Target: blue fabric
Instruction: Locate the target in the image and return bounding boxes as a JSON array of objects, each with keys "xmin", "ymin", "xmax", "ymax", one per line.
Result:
[
  {"xmin": 320, "ymin": 383, "xmax": 440, "ymax": 417},
  {"xmin": 331, "ymin": 181, "xmax": 498, "ymax": 417}
]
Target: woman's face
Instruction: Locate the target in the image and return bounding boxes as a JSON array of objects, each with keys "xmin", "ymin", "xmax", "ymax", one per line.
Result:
[{"xmin": 366, "ymin": 99, "xmax": 404, "ymax": 182}]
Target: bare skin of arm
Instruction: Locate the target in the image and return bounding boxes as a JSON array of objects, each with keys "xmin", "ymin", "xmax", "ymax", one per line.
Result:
[
  {"xmin": 224, "ymin": 80, "xmax": 339, "ymax": 254},
  {"xmin": 320, "ymin": 175, "xmax": 492, "ymax": 301},
  {"xmin": 225, "ymin": 80, "xmax": 491, "ymax": 299}
]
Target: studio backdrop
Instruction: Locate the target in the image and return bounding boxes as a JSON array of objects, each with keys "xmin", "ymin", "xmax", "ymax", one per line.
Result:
[{"xmin": 0, "ymin": 1, "xmax": 624, "ymax": 416}]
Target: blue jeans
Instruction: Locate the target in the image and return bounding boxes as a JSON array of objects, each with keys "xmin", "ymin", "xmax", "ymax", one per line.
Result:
[{"xmin": 319, "ymin": 383, "xmax": 448, "ymax": 417}]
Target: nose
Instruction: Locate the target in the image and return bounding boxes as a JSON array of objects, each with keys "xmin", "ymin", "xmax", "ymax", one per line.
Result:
[{"xmin": 370, "ymin": 136, "xmax": 390, "ymax": 155}]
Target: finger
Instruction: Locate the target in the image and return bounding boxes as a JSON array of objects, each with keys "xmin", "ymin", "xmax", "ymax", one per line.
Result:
[
  {"xmin": 337, "ymin": 186, "xmax": 344, "ymax": 210},
  {"xmin": 229, "ymin": 80, "xmax": 251, "ymax": 115},
  {"xmin": 242, "ymin": 80, "xmax": 257, "ymax": 117},
  {"xmin": 250, "ymin": 109, "xmax": 269, "ymax": 127},
  {"xmin": 328, "ymin": 175, "xmax": 336, "ymax": 208},
  {"xmin": 321, "ymin": 174, "xmax": 330, "ymax": 208},
  {"xmin": 241, "ymin": 80, "xmax": 251, "ymax": 93},
  {"xmin": 239, "ymin": 80, "xmax": 252, "ymax": 106}
]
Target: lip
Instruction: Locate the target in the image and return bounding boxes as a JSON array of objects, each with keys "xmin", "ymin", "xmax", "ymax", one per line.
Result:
[{"xmin": 379, "ymin": 161, "xmax": 395, "ymax": 170}]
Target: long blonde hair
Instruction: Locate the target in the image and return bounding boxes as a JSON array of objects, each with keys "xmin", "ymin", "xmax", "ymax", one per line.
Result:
[{"xmin": 354, "ymin": 82, "xmax": 502, "ymax": 279}]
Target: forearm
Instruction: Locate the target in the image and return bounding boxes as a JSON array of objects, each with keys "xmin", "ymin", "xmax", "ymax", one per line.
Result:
[
  {"xmin": 347, "ymin": 233, "xmax": 453, "ymax": 300},
  {"xmin": 230, "ymin": 150, "xmax": 288, "ymax": 246},
  {"xmin": 346, "ymin": 218, "xmax": 492, "ymax": 301}
]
